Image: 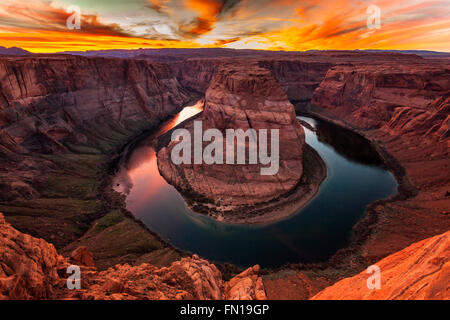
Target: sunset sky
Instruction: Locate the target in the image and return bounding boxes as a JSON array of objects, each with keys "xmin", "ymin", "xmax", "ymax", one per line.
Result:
[{"xmin": 1, "ymin": 0, "xmax": 449, "ymax": 53}]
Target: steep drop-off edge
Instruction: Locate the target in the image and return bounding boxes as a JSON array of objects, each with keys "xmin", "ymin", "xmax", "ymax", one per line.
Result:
[
  {"xmin": 260, "ymin": 58, "xmax": 449, "ymax": 300},
  {"xmin": 0, "ymin": 213, "xmax": 266, "ymax": 300},
  {"xmin": 262, "ymin": 60, "xmax": 449, "ymax": 300}
]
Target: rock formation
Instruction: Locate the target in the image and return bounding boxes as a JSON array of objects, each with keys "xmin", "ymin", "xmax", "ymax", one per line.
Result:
[
  {"xmin": 224, "ymin": 265, "xmax": 266, "ymax": 300},
  {"xmin": 170, "ymin": 58, "xmax": 221, "ymax": 93},
  {"xmin": 312, "ymin": 230, "xmax": 449, "ymax": 300},
  {"xmin": 0, "ymin": 55, "xmax": 193, "ymax": 202},
  {"xmin": 0, "ymin": 213, "xmax": 63, "ymax": 299},
  {"xmin": 69, "ymin": 246, "xmax": 95, "ymax": 268},
  {"xmin": 257, "ymin": 58, "xmax": 332, "ymax": 103},
  {"xmin": 157, "ymin": 62, "xmax": 310, "ymax": 223},
  {"xmin": 0, "ymin": 213, "xmax": 266, "ymax": 300},
  {"xmin": 311, "ymin": 62, "xmax": 449, "ymax": 131},
  {"xmin": 168, "ymin": 51, "xmax": 424, "ymax": 105}
]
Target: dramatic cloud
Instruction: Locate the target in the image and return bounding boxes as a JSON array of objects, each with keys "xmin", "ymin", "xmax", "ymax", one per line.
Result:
[
  {"xmin": 0, "ymin": 1, "xmax": 129, "ymax": 36},
  {"xmin": 0, "ymin": 0, "xmax": 449, "ymax": 52}
]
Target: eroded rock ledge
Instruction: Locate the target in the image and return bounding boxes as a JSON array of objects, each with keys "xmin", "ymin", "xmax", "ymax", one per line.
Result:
[
  {"xmin": 157, "ymin": 63, "xmax": 325, "ymax": 224},
  {"xmin": 312, "ymin": 230, "xmax": 449, "ymax": 300},
  {"xmin": 0, "ymin": 213, "xmax": 266, "ymax": 300}
]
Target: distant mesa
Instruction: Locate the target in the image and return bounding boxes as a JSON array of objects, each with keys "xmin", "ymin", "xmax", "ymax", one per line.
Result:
[{"xmin": 0, "ymin": 46, "xmax": 31, "ymax": 56}]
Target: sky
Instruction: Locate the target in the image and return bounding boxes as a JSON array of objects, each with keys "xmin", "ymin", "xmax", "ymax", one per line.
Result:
[{"xmin": 0, "ymin": 0, "xmax": 449, "ymax": 53}]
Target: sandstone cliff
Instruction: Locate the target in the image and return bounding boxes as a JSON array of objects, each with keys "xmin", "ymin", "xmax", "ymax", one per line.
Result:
[
  {"xmin": 170, "ymin": 58, "xmax": 221, "ymax": 93},
  {"xmin": 0, "ymin": 55, "xmax": 194, "ymax": 265},
  {"xmin": 258, "ymin": 59, "xmax": 332, "ymax": 103},
  {"xmin": 157, "ymin": 63, "xmax": 309, "ymax": 223},
  {"xmin": 312, "ymin": 230, "xmax": 449, "ymax": 300},
  {"xmin": 0, "ymin": 55, "xmax": 193, "ymax": 201},
  {"xmin": 0, "ymin": 213, "xmax": 63, "ymax": 299},
  {"xmin": 311, "ymin": 62, "xmax": 449, "ymax": 131},
  {"xmin": 0, "ymin": 55, "xmax": 192, "ymax": 155},
  {"xmin": 309, "ymin": 60, "xmax": 450, "ymax": 266},
  {"xmin": 0, "ymin": 213, "xmax": 266, "ymax": 300},
  {"xmin": 168, "ymin": 52, "xmax": 424, "ymax": 107}
]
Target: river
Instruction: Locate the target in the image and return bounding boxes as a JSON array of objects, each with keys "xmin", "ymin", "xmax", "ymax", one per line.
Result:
[{"xmin": 113, "ymin": 101, "xmax": 398, "ymax": 268}]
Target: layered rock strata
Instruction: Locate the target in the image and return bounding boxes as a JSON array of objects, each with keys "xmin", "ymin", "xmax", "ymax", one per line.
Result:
[
  {"xmin": 0, "ymin": 55, "xmax": 191, "ymax": 155},
  {"xmin": 1, "ymin": 51, "xmax": 448, "ymax": 300}
]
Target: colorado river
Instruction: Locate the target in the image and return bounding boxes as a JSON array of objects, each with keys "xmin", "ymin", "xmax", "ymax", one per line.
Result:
[{"xmin": 113, "ymin": 102, "xmax": 398, "ymax": 268}]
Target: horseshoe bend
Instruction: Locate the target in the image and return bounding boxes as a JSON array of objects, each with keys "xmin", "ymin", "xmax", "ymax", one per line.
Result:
[
  {"xmin": 157, "ymin": 63, "xmax": 326, "ymax": 224},
  {"xmin": 0, "ymin": 49, "xmax": 448, "ymax": 301}
]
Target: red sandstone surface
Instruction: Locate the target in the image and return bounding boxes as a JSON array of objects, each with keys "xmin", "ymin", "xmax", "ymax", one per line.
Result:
[
  {"xmin": 0, "ymin": 213, "xmax": 266, "ymax": 300},
  {"xmin": 0, "ymin": 55, "xmax": 192, "ymax": 201},
  {"xmin": 312, "ymin": 230, "xmax": 449, "ymax": 300}
]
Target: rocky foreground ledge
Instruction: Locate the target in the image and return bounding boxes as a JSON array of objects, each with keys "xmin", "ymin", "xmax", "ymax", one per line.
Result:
[
  {"xmin": 157, "ymin": 63, "xmax": 326, "ymax": 224},
  {"xmin": 1, "ymin": 211, "xmax": 448, "ymax": 300},
  {"xmin": 312, "ymin": 230, "xmax": 449, "ymax": 300},
  {"xmin": 0, "ymin": 213, "xmax": 265, "ymax": 300}
]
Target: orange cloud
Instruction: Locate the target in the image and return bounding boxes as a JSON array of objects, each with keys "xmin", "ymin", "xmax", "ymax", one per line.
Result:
[
  {"xmin": 0, "ymin": 1, "xmax": 132, "ymax": 37},
  {"xmin": 229, "ymin": 0, "xmax": 450, "ymax": 52},
  {"xmin": 0, "ymin": 31, "xmax": 202, "ymax": 53},
  {"xmin": 0, "ymin": 1, "xmax": 200, "ymax": 52},
  {"xmin": 186, "ymin": 0, "xmax": 223, "ymax": 34}
]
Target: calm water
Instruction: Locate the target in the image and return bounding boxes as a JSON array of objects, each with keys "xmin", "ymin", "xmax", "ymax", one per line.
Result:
[{"xmin": 114, "ymin": 103, "xmax": 398, "ymax": 268}]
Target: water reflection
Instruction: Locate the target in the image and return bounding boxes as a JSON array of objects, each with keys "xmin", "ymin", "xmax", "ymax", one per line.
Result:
[{"xmin": 113, "ymin": 100, "xmax": 203, "ymax": 210}]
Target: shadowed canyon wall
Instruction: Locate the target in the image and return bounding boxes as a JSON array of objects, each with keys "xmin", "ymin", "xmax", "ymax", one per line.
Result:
[{"xmin": 0, "ymin": 55, "xmax": 192, "ymax": 157}]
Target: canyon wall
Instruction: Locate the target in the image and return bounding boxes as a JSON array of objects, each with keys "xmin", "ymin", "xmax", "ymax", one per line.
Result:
[
  {"xmin": 170, "ymin": 57, "xmax": 334, "ymax": 103},
  {"xmin": 311, "ymin": 63, "xmax": 449, "ymax": 131},
  {"xmin": 0, "ymin": 55, "xmax": 194, "ymax": 265},
  {"xmin": 168, "ymin": 52, "xmax": 424, "ymax": 106},
  {"xmin": 259, "ymin": 52, "xmax": 423, "ymax": 105},
  {"xmin": 257, "ymin": 59, "xmax": 332, "ymax": 103},
  {"xmin": 170, "ymin": 59, "xmax": 221, "ymax": 93},
  {"xmin": 0, "ymin": 55, "xmax": 192, "ymax": 155},
  {"xmin": 0, "ymin": 51, "xmax": 448, "ymax": 299},
  {"xmin": 310, "ymin": 60, "xmax": 450, "ymax": 266}
]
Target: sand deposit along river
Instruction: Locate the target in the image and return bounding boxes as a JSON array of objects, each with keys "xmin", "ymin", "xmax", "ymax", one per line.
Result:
[{"xmin": 114, "ymin": 101, "xmax": 398, "ymax": 268}]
